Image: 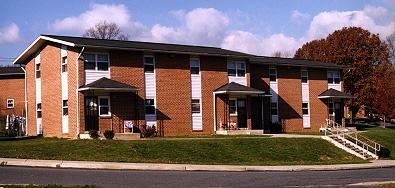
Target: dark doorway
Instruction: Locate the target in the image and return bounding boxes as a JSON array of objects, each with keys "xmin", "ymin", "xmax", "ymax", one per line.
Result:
[
  {"xmin": 334, "ymin": 102, "xmax": 343, "ymax": 125},
  {"xmin": 85, "ymin": 96, "xmax": 99, "ymax": 131},
  {"xmin": 237, "ymin": 99, "xmax": 247, "ymax": 128}
]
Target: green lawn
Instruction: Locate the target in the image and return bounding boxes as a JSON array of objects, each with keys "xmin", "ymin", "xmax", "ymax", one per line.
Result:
[
  {"xmin": 0, "ymin": 137, "xmax": 365, "ymax": 165},
  {"xmin": 360, "ymin": 126, "xmax": 395, "ymax": 159}
]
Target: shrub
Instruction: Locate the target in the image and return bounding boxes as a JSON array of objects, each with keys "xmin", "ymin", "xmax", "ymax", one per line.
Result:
[
  {"xmin": 89, "ymin": 130, "xmax": 100, "ymax": 139},
  {"xmin": 103, "ymin": 130, "xmax": 115, "ymax": 140},
  {"xmin": 140, "ymin": 125, "xmax": 157, "ymax": 138},
  {"xmin": 377, "ymin": 147, "xmax": 391, "ymax": 158}
]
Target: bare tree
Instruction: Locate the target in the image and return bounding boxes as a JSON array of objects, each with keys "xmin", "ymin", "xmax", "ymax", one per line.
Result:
[
  {"xmin": 83, "ymin": 21, "xmax": 129, "ymax": 40},
  {"xmin": 271, "ymin": 51, "xmax": 292, "ymax": 58},
  {"xmin": 386, "ymin": 33, "xmax": 395, "ymax": 64}
]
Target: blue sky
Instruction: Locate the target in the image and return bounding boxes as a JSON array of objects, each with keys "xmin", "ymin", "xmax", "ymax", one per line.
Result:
[{"xmin": 1, "ymin": 0, "xmax": 394, "ymax": 65}]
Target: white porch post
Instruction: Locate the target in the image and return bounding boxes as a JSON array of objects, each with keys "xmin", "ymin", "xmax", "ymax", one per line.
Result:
[{"xmin": 213, "ymin": 93, "xmax": 217, "ymax": 132}]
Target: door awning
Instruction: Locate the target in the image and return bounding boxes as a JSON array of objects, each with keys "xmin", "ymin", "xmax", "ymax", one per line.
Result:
[
  {"xmin": 213, "ymin": 82, "xmax": 267, "ymax": 96},
  {"xmin": 78, "ymin": 77, "xmax": 138, "ymax": 92},
  {"xmin": 318, "ymin": 88, "xmax": 355, "ymax": 99}
]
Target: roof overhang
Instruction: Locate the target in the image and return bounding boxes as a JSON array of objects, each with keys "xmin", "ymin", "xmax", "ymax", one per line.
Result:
[
  {"xmin": 317, "ymin": 96, "xmax": 355, "ymax": 99},
  {"xmin": 13, "ymin": 36, "xmax": 76, "ymax": 65},
  {"xmin": 318, "ymin": 88, "xmax": 355, "ymax": 99},
  {"xmin": 78, "ymin": 87, "xmax": 138, "ymax": 92},
  {"xmin": 213, "ymin": 90, "xmax": 266, "ymax": 95}
]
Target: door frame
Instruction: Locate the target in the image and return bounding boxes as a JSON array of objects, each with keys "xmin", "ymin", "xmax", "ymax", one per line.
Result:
[{"xmin": 84, "ymin": 96, "xmax": 99, "ymax": 131}]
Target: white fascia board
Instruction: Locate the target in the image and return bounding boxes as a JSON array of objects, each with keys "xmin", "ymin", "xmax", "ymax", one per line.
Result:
[{"xmin": 13, "ymin": 36, "xmax": 75, "ymax": 64}]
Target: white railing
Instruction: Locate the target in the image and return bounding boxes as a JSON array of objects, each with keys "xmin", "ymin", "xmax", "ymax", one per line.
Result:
[{"xmin": 322, "ymin": 119, "xmax": 381, "ymax": 158}]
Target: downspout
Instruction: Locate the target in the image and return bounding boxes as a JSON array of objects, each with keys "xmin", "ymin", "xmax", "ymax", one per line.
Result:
[
  {"xmin": 20, "ymin": 65, "xmax": 28, "ymax": 135},
  {"xmin": 76, "ymin": 47, "xmax": 85, "ymax": 138}
]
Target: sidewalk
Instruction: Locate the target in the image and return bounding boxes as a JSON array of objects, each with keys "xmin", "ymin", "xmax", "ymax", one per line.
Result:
[{"xmin": 1, "ymin": 158, "xmax": 395, "ymax": 172}]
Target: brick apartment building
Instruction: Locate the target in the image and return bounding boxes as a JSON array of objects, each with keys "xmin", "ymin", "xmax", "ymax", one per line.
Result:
[
  {"xmin": 0, "ymin": 67, "xmax": 25, "ymax": 118},
  {"xmin": 12, "ymin": 35, "xmax": 353, "ymax": 138}
]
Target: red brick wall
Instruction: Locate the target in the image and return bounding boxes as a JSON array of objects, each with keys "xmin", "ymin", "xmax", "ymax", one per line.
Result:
[
  {"xmin": 26, "ymin": 56, "xmax": 36, "ymax": 136},
  {"xmin": 277, "ymin": 66, "xmax": 303, "ymax": 132},
  {"xmin": 0, "ymin": 75, "xmax": 25, "ymax": 118},
  {"xmin": 309, "ymin": 68, "xmax": 329, "ymax": 131},
  {"xmin": 201, "ymin": 56, "xmax": 228, "ymax": 133},
  {"xmin": 155, "ymin": 53, "xmax": 191, "ymax": 136}
]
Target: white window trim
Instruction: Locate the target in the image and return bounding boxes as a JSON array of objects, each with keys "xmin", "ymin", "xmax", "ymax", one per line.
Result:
[
  {"xmin": 269, "ymin": 68, "xmax": 277, "ymax": 83},
  {"xmin": 227, "ymin": 61, "xmax": 246, "ymax": 78},
  {"xmin": 84, "ymin": 52, "xmax": 110, "ymax": 71},
  {"xmin": 190, "ymin": 58, "xmax": 200, "ymax": 75},
  {"xmin": 61, "ymin": 56, "xmax": 67, "ymax": 73},
  {"xmin": 301, "ymin": 70, "xmax": 308, "ymax": 84},
  {"xmin": 327, "ymin": 70, "xmax": 340, "ymax": 85},
  {"xmin": 229, "ymin": 98, "xmax": 237, "ymax": 116},
  {"xmin": 7, "ymin": 99, "xmax": 14, "ymax": 109},
  {"xmin": 302, "ymin": 102, "xmax": 309, "ymax": 116},
  {"xmin": 36, "ymin": 103, "xmax": 42, "ymax": 119},
  {"xmin": 35, "ymin": 62, "xmax": 41, "ymax": 79},
  {"xmin": 191, "ymin": 98, "xmax": 201, "ymax": 116},
  {"xmin": 144, "ymin": 55, "xmax": 155, "ymax": 74},
  {"xmin": 62, "ymin": 99, "xmax": 68, "ymax": 116},
  {"xmin": 98, "ymin": 96, "xmax": 111, "ymax": 117},
  {"xmin": 145, "ymin": 98, "xmax": 156, "ymax": 115}
]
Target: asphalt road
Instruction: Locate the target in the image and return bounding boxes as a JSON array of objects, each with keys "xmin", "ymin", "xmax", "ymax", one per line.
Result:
[{"xmin": 1, "ymin": 166, "xmax": 395, "ymax": 188}]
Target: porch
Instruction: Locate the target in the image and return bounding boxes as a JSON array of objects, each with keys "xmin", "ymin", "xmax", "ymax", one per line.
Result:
[{"xmin": 213, "ymin": 82, "xmax": 271, "ymax": 133}]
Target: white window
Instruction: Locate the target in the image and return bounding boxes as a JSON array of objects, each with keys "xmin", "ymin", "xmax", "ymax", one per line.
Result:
[
  {"xmin": 229, "ymin": 99, "xmax": 237, "ymax": 115},
  {"xmin": 98, "ymin": 97, "xmax": 110, "ymax": 116},
  {"xmin": 302, "ymin": 102, "xmax": 309, "ymax": 115},
  {"xmin": 328, "ymin": 71, "xmax": 340, "ymax": 84},
  {"xmin": 301, "ymin": 70, "xmax": 308, "ymax": 83},
  {"xmin": 84, "ymin": 53, "xmax": 109, "ymax": 71},
  {"xmin": 36, "ymin": 63, "xmax": 41, "ymax": 78},
  {"xmin": 37, "ymin": 103, "xmax": 42, "ymax": 118},
  {"xmin": 227, "ymin": 62, "xmax": 246, "ymax": 77},
  {"xmin": 191, "ymin": 99, "xmax": 200, "ymax": 114},
  {"xmin": 61, "ymin": 56, "xmax": 67, "ymax": 73},
  {"xmin": 62, "ymin": 100, "xmax": 68, "ymax": 116},
  {"xmin": 144, "ymin": 56, "xmax": 155, "ymax": 73},
  {"xmin": 190, "ymin": 59, "xmax": 200, "ymax": 75},
  {"xmin": 7, "ymin": 99, "xmax": 14, "ymax": 108},
  {"xmin": 145, "ymin": 99, "xmax": 156, "ymax": 115},
  {"xmin": 271, "ymin": 102, "xmax": 278, "ymax": 115},
  {"xmin": 269, "ymin": 68, "xmax": 277, "ymax": 82}
]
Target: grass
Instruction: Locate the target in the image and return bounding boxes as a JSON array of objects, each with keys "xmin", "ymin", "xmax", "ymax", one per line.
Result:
[
  {"xmin": 360, "ymin": 126, "xmax": 395, "ymax": 159},
  {"xmin": 0, "ymin": 137, "xmax": 365, "ymax": 165}
]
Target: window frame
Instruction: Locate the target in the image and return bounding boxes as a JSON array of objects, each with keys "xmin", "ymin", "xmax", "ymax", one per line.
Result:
[
  {"xmin": 98, "ymin": 96, "xmax": 111, "ymax": 117},
  {"xmin": 190, "ymin": 58, "xmax": 200, "ymax": 75},
  {"xmin": 328, "ymin": 100, "xmax": 335, "ymax": 116},
  {"xmin": 7, "ymin": 99, "xmax": 14, "ymax": 109},
  {"xmin": 62, "ymin": 99, "xmax": 68, "ymax": 116},
  {"xmin": 144, "ymin": 56, "xmax": 155, "ymax": 73},
  {"xmin": 227, "ymin": 61, "xmax": 246, "ymax": 77},
  {"xmin": 269, "ymin": 68, "xmax": 277, "ymax": 82},
  {"xmin": 83, "ymin": 53, "xmax": 110, "ymax": 71},
  {"xmin": 229, "ymin": 99, "xmax": 237, "ymax": 115},
  {"xmin": 37, "ymin": 103, "xmax": 42, "ymax": 119},
  {"xmin": 191, "ymin": 99, "xmax": 201, "ymax": 114},
  {"xmin": 327, "ymin": 70, "xmax": 340, "ymax": 84},
  {"xmin": 301, "ymin": 70, "xmax": 308, "ymax": 83},
  {"xmin": 302, "ymin": 102, "xmax": 309, "ymax": 115},
  {"xmin": 145, "ymin": 98, "xmax": 156, "ymax": 115},
  {"xmin": 35, "ymin": 63, "xmax": 41, "ymax": 79},
  {"xmin": 61, "ymin": 56, "xmax": 67, "ymax": 73},
  {"xmin": 271, "ymin": 102, "xmax": 278, "ymax": 115}
]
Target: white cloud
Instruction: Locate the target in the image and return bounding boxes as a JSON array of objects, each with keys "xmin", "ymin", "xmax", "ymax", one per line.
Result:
[
  {"xmin": 51, "ymin": 4, "xmax": 135, "ymax": 33},
  {"xmin": 307, "ymin": 6, "xmax": 395, "ymax": 40},
  {"xmin": 221, "ymin": 31, "xmax": 302, "ymax": 57},
  {"xmin": 291, "ymin": 10, "xmax": 310, "ymax": 24},
  {"xmin": 0, "ymin": 23, "xmax": 20, "ymax": 44}
]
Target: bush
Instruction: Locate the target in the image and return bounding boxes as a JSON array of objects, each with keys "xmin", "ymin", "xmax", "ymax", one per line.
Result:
[
  {"xmin": 377, "ymin": 147, "xmax": 391, "ymax": 158},
  {"xmin": 140, "ymin": 125, "xmax": 157, "ymax": 138},
  {"xmin": 103, "ymin": 130, "xmax": 115, "ymax": 140},
  {"xmin": 89, "ymin": 130, "xmax": 100, "ymax": 139}
]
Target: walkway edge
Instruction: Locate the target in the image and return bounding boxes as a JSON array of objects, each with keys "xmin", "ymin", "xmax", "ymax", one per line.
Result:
[{"xmin": 1, "ymin": 158, "xmax": 395, "ymax": 172}]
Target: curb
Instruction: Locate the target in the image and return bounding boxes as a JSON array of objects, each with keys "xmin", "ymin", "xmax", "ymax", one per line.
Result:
[{"xmin": 1, "ymin": 158, "xmax": 395, "ymax": 172}]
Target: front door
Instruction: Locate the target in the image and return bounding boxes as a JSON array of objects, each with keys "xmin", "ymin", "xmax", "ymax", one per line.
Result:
[
  {"xmin": 237, "ymin": 99, "xmax": 247, "ymax": 128},
  {"xmin": 85, "ymin": 96, "xmax": 99, "ymax": 131},
  {"xmin": 334, "ymin": 102, "xmax": 343, "ymax": 126}
]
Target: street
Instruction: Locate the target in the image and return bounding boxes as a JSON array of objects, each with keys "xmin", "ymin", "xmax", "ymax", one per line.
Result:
[{"xmin": 1, "ymin": 166, "xmax": 395, "ymax": 187}]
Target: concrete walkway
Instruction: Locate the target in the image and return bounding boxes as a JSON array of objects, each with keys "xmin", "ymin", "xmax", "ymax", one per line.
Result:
[{"xmin": 1, "ymin": 158, "xmax": 395, "ymax": 172}]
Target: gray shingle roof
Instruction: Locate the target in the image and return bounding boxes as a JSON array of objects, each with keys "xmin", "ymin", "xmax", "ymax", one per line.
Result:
[
  {"xmin": 0, "ymin": 67, "xmax": 24, "ymax": 75},
  {"xmin": 318, "ymin": 88, "xmax": 355, "ymax": 99},
  {"xmin": 79, "ymin": 77, "xmax": 138, "ymax": 92},
  {"xmin": 250, "ymin": 56, "xmax": 346, "ymax": 69},
  {"xmin": 214, "ymin": 82, "xmax": 265, "ymax": 95},
  {"xmin": 42, "ymin": 35, "xmax": 253, "ymax": 58}
]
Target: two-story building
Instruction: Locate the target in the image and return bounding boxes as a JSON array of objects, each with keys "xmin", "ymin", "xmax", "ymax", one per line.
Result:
[
  {"xmin": 0, "ymin": 66, "xmax": 25, "ymax": 118},
  {"xmin": 12, "ymin": 35, "xmax": 353, "ymax": 138}
]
